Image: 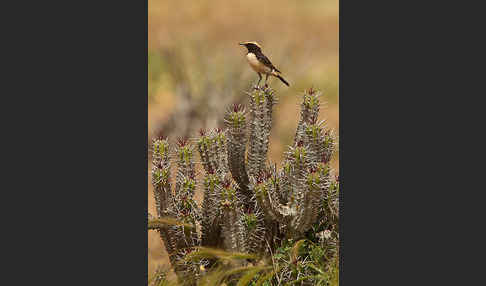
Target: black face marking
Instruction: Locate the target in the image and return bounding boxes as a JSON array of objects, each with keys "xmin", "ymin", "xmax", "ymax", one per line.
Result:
[{"xmin": 245, "ymin": 43, "xmax": 262, "ymax": 53}]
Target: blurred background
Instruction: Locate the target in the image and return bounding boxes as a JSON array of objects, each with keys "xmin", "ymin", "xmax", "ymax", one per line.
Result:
[{"xmin": 148, "ymin": 0, "xmax": 339, "ymax": 277}]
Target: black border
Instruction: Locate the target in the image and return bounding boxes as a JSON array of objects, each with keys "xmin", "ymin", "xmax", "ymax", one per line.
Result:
[
  {"xmin": 10, "ymin": 1, "xmax": 149, "ymax": 284},
  {"xmin": 339, "ymin": 0, "xmax": 480, "ymax": 284}
]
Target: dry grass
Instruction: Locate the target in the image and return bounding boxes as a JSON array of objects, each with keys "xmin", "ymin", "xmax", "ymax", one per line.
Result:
[{"xmin": 148, "ymin": 0, "xmax": 339, "ymax": 279}]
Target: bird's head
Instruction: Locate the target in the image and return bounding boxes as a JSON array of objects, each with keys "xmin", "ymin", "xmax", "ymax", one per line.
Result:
[{"xmin": 239, "ymin": 41, "xmax": 262, "ymax": 52}]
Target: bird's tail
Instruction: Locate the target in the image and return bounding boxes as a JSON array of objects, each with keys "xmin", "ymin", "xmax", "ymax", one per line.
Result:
[{"xmin": 276, "ymin": 74, "xmax": 290, "ymax": 86}]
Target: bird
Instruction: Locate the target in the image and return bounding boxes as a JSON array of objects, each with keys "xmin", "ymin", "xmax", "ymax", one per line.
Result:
[{"xmin": 239, "ymin": 41, "xmax": 290, "ymax": 88}]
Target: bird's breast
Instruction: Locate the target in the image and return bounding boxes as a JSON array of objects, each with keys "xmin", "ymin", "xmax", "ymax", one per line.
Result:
[{"xmin": 246, "ymin": 53, "xmax": 271, "ymax": 74}]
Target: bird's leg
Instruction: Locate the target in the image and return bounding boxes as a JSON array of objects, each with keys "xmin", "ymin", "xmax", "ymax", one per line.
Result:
[
  {"xmin": 254, "ymin": 73, "xmax": 262, "ymax": 90},
  {"xmin": 264, "ymin": 74, "xmax": 269, "ymax": 88}
]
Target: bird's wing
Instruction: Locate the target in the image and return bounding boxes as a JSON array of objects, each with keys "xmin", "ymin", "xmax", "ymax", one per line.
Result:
[{"xmin": 256, "ymin": 52, "xmax": 281, "ymax": 73}]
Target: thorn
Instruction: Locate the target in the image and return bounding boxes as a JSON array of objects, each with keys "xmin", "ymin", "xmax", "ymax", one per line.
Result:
[
  {"xmin": 233, "ymin": 103, "xmax": 243, "ymax": 113},
  {"xmin": 222, "ymin": 178, "xmax": 232, "ymax": 188},
  {"xmin": 256, "ymin": 170, "xmax": 271, "ymax": 183},
  {"xmin": 310, "ymin": 115, "xmax": 317, "ymax": 124},
  {"xmin": 321, "ymin": 153, "xmax": 329, "ymax": 164},
  {"xmin": 207, "ymin": 166, "xmax": 214, "ymax": 175},
  {"xmin": 156, "ymin": 131, "xmax": 167, "ymax": 141},
  {"xmin": 176, "ymin": 137, "xmax": 188, "ymax": 147}
]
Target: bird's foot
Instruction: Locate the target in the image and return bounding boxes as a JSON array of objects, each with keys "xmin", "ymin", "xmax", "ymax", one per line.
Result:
[{"xmin": 264, "ymin": 83, "xmax": 269, "ymax": 88}]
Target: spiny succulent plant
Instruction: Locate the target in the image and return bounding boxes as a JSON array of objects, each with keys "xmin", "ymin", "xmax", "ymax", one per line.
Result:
[{"xmin": 149, "ymin": 86, "xmax": 338, "ymax": 284}]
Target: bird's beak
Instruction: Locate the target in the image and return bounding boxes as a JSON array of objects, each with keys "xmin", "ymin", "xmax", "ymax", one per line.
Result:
[{"xmin": 239, "ymin": 42, "xmax": 245, "ymax": 46}]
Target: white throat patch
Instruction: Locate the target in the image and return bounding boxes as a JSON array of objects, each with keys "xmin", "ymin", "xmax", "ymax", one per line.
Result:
[{"xmin": 246, "ymin": 53, "xmax": 271, "ymax": 74}]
